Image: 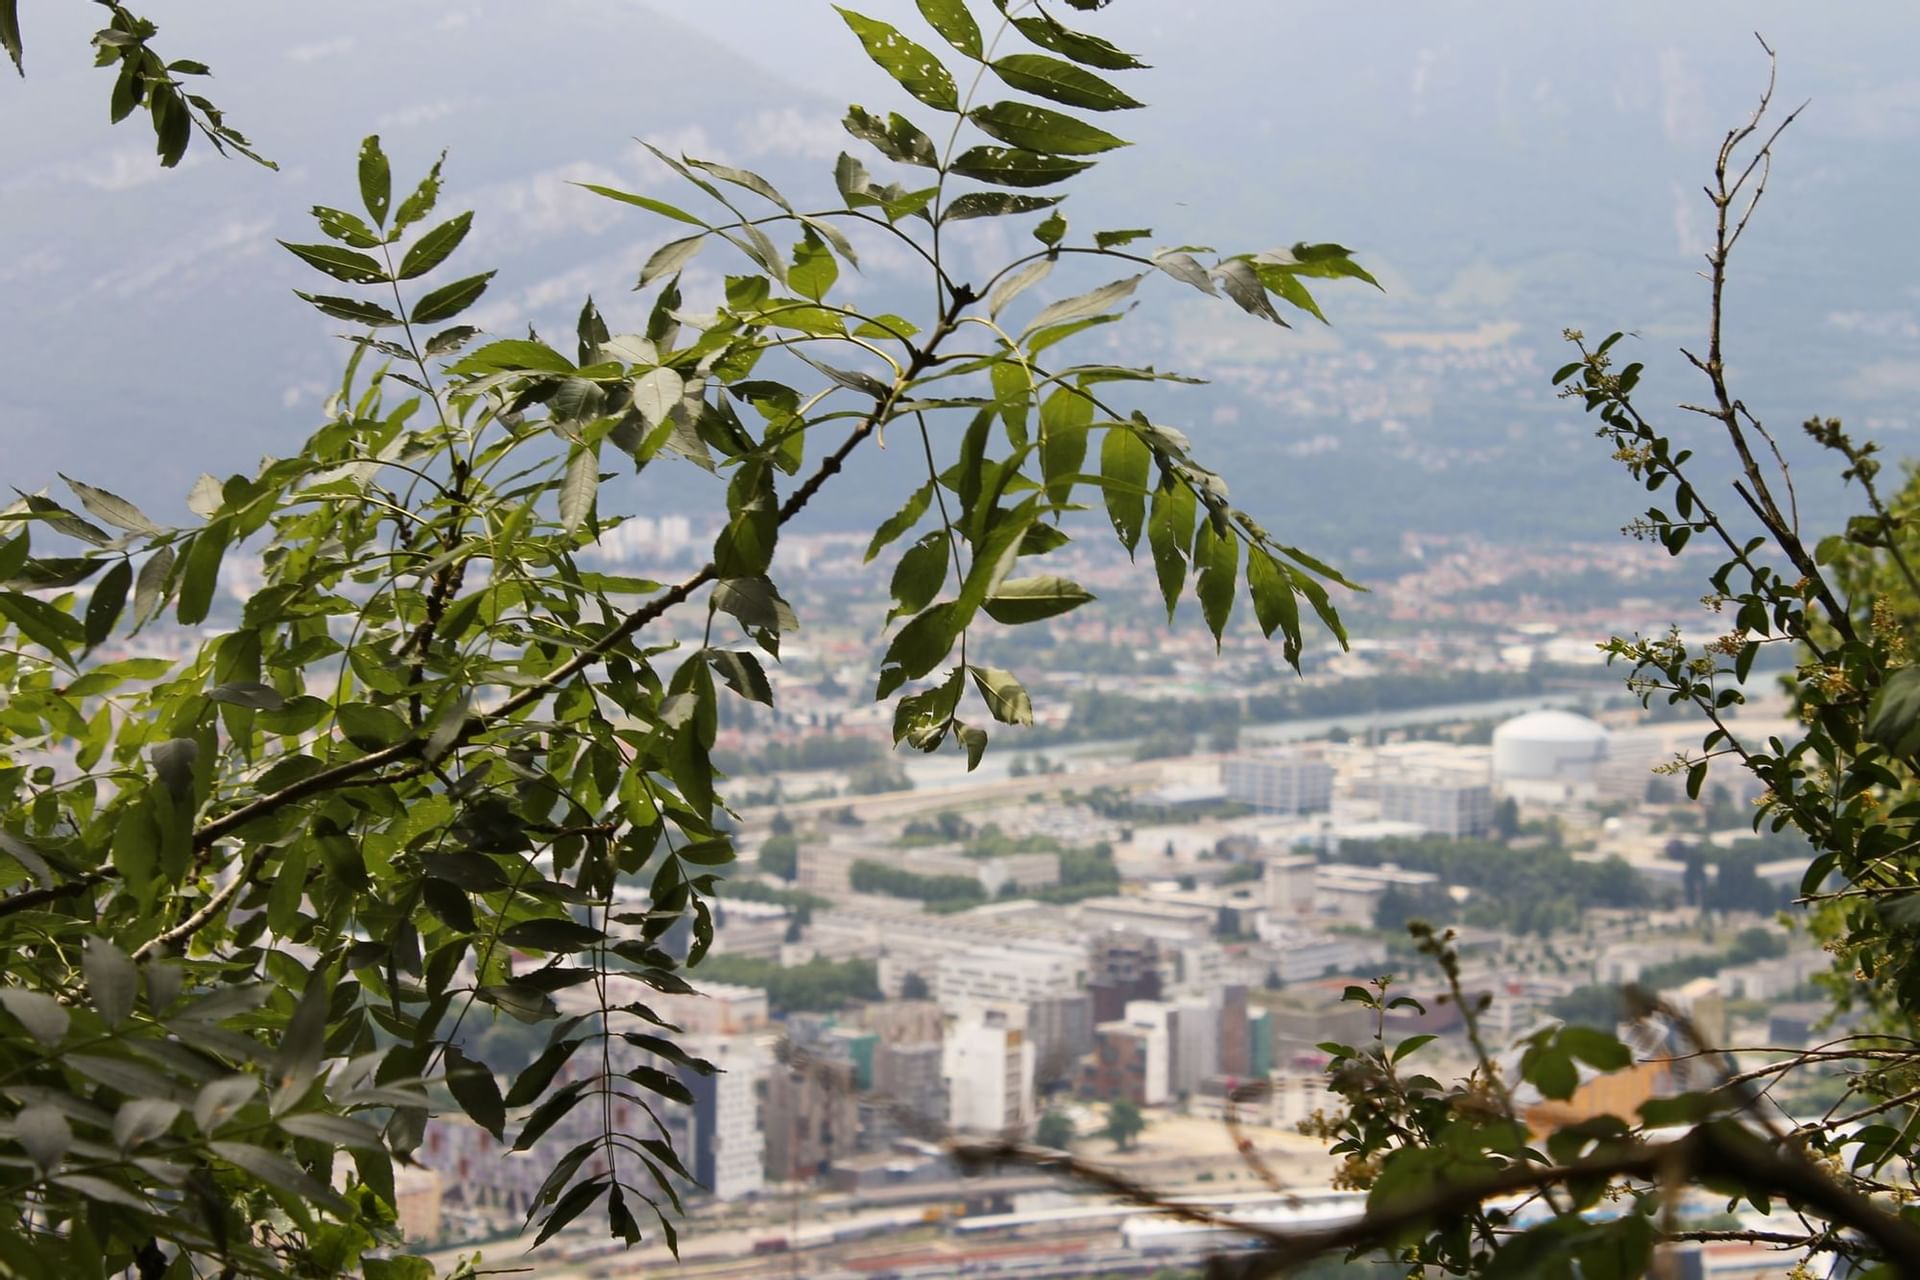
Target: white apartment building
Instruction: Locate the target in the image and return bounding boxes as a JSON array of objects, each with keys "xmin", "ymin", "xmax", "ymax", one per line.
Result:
[
  {"xmin": 1378, "ymin": 774, "xmax": 1493, "ymax": 838},
  {"xmin": 1310, "ymin": 862, "xmax": 1442, "ymax": 928},
  {"xmin": 1222, "ymin": 753, "xmax": 1335, "ymax": 814},
  {"xmin": 1077, "ymin": 896, "xmax": 1216, "ymax": 944},
  {"xmin": 933, "ymin": 940, "xmax": 1086, "ymax": 1008},
  {"xmin": 1255, "ymin": 925, "xmax": 1389, "ymax": 985},
  {"xmin": 709, "ymin": 898, "xmax": 789, "ymax": 961},
  {"xmin": 682, "ymin": 1033, "xmax": 768, "ymax": 1201},
  {"xmin": 943, "ymin": 1007, "xmax": 1035, "ymax": 1135},
  {"xmin": 1264, "ymin": 852, "xmax": 1318, "ymax": 919}
]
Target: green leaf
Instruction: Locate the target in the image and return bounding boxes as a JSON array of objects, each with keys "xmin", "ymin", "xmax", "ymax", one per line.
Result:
[
  {"xmin": 685, "ymin": 156, "xmax": 793, "ymax": 211},
  {"xmin": 409, "ymin": 270, "xmax": 494, "ymax": 326},
  {"xmin": 559, "ymin": 448, "xmax": 598, "ymax": 534},
  {"xmin": 150, "ymin": 736, "xmax": 196, "ymax": 800},
  {"xmin": 575, "ymin": 183, "xmax": 707, "ymax": 226},
  {"xmin": 1, "ymin": 0, "xmax": 21, "ymax": 76},
  {"xmin": 278, "ymin": 1112, "xmax": 385, "ymax": 1150},
  {"xmin": 969, "ymin": 665, "xmax": 1033, "ymax": 725},
  {"xmin": 1254, "ymin": 262, "xmax": 1328, "ymax": 323},
  {"xmin": 1216, "ymin": 258, "xmax": 1285, "ymax": 325},
  {"xmin": 707, "ymin": 649, "xmax": 773, "ymax": 705},
  {"xmin": 855, "ymin": 313, "xmax": 920, "ymax": 341},
  {"xmin": 175, "ymin": 520, "xmax": 230, "ymax": 627},
  {"xmin": 452, "ymin": 338, "xmax": 575, "ymax": 375},
  {"xmin": 835, "ymin": 8, "xmax": 959, "ymax": 111},
  {"xmin": 152, "ymin": 86, "xmax": 190, "ymax": 168},
  {"xmin": 1391, "ymin": 1034, "xmax": 1437, "ymax": 1064},
  {"xmin": 70, "ymin": 1052, "xmax": 175, "ymax": 1098},
  {"xmin": 16, "ymin": 1106, "xmax": 70, "ymax": 1173},
  {"xmin": 210, "ymin": 1141, "xmax": 351, "ymax": 1216},
  {"xmin": 989, "ymin": 258, "xmax": 1053, "ymax": 317},
  {"xmin": 1194, "ymin": 519, "xmax": 1239, "ymax": 645},
  {"xmin": 957, "ymin": 722, "xmax": 989, "ymax": 770},
  {"xmin": 1275, "ymin": 241, "xmax": 1380, "ymax": 288},
  {"xmin": 641, "ymin": 234, "xmax": 705, "ymax": 288},
  {"xmin": 950, "ymin": 145, "xmax": 1094, "ymax": 188},
  {"xmin": 1246, "ymin": 546, "xmax": 1301, "ymax": 651},
  {"xmin": 296, "ymin": 292, "xmax": 401, "ymax": 326},
  {"xmin": 891, "ymin": 530, "xmax": 951, "ymax": 620},
  {"xmin": 1009, "ymin": 12, "xmax": 1145, "ymax": 71},
  {"xmin": 85, "ymin": 558, "xmax": 131, "ymax": 649},
  {"xmin": 533, "ymin": 1175, "xmax": 609, "ymax": 1246},
  {"xmin": 942, "ymin": 192, "xmax": 1063, "ymax": 221},
  {"xmin": 1100, "ymin": 424, "xmax": 1149, "ymax": 553},
  {"xmin": 1152, "ymin": 249, "xmax": 1216, "ymax": 296},
  {"xmin": 982, "ymin": 575, "xmax": 1095, "ymax": 624},
  {"xmin": 632, "ymin": 366, "xmax": 685, "ymax": 428},
  {"xmin": 970, "ymin": 101, "xmax": 1127, "ymax": 154},
  {"xmin": 711, "ymin": 576, "xmax": 799, "ymax": 637},
  {"xmin": 1527, "ymin": 1047, "xmax": 1579, "ymax": 1101},
  {"xmin": 992, "ymin": 53, "xmax": 1143, "ymax": 111},
  {"xmin": 358, "ymin": 136, "xmax": 391, "ymax": 226},
  {"xmin": 0, "ymin": 988, "xmax": 68, "ymax": 1046},
  {"xmin": 868, "ymin": 483, "xmax": 933, "ymax": 561},
  {"xmin": 1033, "ymin": 211, "xmax": 1067, "ymax": 247},
  {"xmin": 281, "ymin": 240, "xmax": 387, "ymax": 285},
  {"xmin": 1027, "ymin": 273, "xmax": 1143, "ymax": 331},
  {"xmin": 425, "ymin": 324, "xmax": 481, "ymax": 357},
  {"xmin": 1147, "ymin": 481, "xmax": 1195, "ymax": 620},
  {"xmin": 501, "ymin": 918, "xmax": 605, "ymax": 952},
  {"xmin": 212, "ymin": 679, "xmax": 286, "ymax": 710},
  {"xmin": 112, "ymin": 1099, "xmax": 182, "ymax": 1151},
  {"xmin": 192, "ymin": 1076, "xmax": 259, "ymax": 1134},
  {"xmin": 880, "ymin": 602, "xmax": 959, "ymax": 692},
  {"xmin": 0, "ymin": 590, "xmax": 80, "ymax": 666},
  {"xmin": 917, "ymin": 0, "xmax": 981, "ymax": 58},
  {"xmin": 397, "ymin": 210, "xmax": 472, "ymax": 279},
  {"xmin": 61, "ymin": 475, "xmax": 161, "ymax": 535},
  {"xmin": 444, "ymin": 1046, "xmax": 506, "ymax": 1141},
  {"xmin": 1867, "ymin": 666, "xmax": 1920, "ymax": 758},
  {"xmin": 83, "ymin": 936, "xmax": 137, "ymax": 1027},
  {"xmin": 131, "ymin": 546, "xmax": 172, "ymax": 628},
  {"xmin": 0, "ymin": 832, "xmax": 49, "ymax": 887},
  {"xmin": 1094, "ymin": 227, "xmax": 1152, "ymax": 249},
  {"xmin": 393, "ymin": 151, "xmax": 446, "ymax": 231},
  {"xmin": 842, "ymin": 105, "xmax": 940, "ymax": 167},
  {"xmin": 789, "ymin": 230, "xmax": 839, "ymax": 302},
  {"xmin": 1560, "ymin": 1026, "xmax": 1631, "ymax": 1072},
  {"xmin": 337, "ymin": 703, "xmax": 409, "ymax": 750},
  {"xmin": 1040, "ymin": 387, "xmax": 1092, "ymax": 502}
]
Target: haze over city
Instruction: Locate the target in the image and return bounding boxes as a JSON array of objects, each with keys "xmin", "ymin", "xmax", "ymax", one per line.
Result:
[{"xmin": 3, "ymin": 3, "xmax": 1918, "ymax": 1279}]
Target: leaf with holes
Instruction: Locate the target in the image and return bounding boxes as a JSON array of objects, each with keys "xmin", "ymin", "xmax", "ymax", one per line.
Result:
[
  {"xmin": 836, "ymin": 8, "xmax": 959, "ymax": 111},
  {"xmin": 970, "ymin": 101, "xmax": 1126, "ymax": 154},
  {"xmin": 982, "ymin": 575, "xmax": 1095, "ymax": 624},
  {"xmin": 992, "ymin": 53, "xmax": 1143, "ymax": 111},
  {"xmin": 950, "ymin": 146, "xmax": 1094, "ymax": 188}
]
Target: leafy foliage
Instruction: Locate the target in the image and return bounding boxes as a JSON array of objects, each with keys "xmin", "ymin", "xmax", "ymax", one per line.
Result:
[
  {"xmin": 2, "ymin": 2, "xmax": 270, "ymax": 168},
  {"xmin": 0, "ymin": 1, "xmax": 1368, "ymax": 1272},
  {"xmin": 1270, "ymin": 58, "xmax": 1920, "ymax": 1279}
]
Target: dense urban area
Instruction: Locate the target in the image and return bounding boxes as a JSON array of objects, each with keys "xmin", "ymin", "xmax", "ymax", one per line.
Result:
[{"xmin": 98, "ymin": 529, "xmax": 1821, "ymax": 1279}]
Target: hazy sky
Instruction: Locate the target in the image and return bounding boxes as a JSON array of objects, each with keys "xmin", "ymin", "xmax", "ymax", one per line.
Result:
[{"xmin": 4, "ymin": 1, "xmax": 1918, "ymax": 528}]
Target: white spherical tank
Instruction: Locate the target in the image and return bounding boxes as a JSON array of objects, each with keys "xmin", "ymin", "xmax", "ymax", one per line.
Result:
[{"xmin": 1492, "ymin": 709, "xmax": 1609, "ymax": 784}]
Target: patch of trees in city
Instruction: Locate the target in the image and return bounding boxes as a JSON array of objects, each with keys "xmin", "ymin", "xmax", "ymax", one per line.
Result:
[
  {"xmin": 1545, "ymin": 928, "xmax": 1792, "ymax": 1027},
  {"xmin": 693, "ymin": 956, "xmax": 882, "ymax": 1014},
  {"xmin": 1347, "ymin": 837, "xmax": 1649, "ymax": 937},
  {"xmin": 850, "ymin": 860, "xmax": 988, "ymax": 912}
]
